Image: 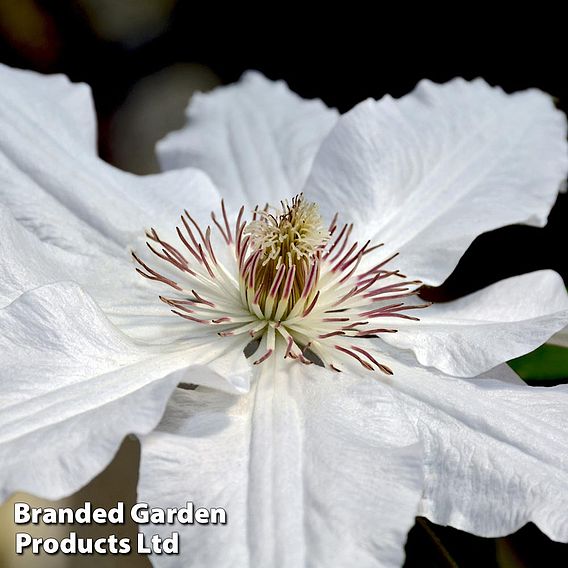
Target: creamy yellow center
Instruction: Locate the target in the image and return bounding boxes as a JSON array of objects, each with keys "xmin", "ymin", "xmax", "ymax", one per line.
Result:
[{"xmin": 242, "ymin": 194, "xmax": 330, "ymax": 318}]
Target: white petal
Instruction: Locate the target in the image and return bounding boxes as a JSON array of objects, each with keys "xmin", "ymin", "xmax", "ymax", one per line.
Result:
[
  {"xmin": 0, "ymin": 205, "xmax": 69, "ymax": 306},
  {"xmin": 158, "ymin": 71, "xmax": 338, "ymax": 210},
  {"xmin": 0, "ymin": 63, "xmax": 219, "ymax": 256},
  {"xmin": 138, "ymin": 361, "xmax": 423, "ymax": 568},
  {"xmin": 126, "ymin": 167, "xmax": 222, "ymax": 229},
  {"xmin": 0, "ymin": 64, "xmax": 98, "ymax": 153},
  {"xmin": 304, "ymin": 78, "xmax": 568, "ymax": 285},
  {"xmin": 389, "ymin": 355, "xmax": 568, "ymax": 541},
  {"xmin": 0, "ymin": 203, "xmax": 160, "ymax": 334},
  {"xmin": 0, "ymin": 63, "xmax": 223, "ymax": 337},
  {"xmin": 0, "ymin": 282, "xmax": 251, "ymax": 502},
  {"xmin": 0, "ymin": 173, "xmax": 224, "ymax": 349},
  {"xmin": 383, "ymin": 270, "xmax": 568, "ymax": 377}
]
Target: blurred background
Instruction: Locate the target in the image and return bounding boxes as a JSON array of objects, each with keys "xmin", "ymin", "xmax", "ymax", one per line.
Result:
[{"xmin": 0, "ymin": 1, "xmax": 566, "ymax": 566}]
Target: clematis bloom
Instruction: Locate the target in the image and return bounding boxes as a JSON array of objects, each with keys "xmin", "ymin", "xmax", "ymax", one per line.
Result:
[{"xmin": 1, "ymin": 64, "xmax": 568, "ymax": 567}]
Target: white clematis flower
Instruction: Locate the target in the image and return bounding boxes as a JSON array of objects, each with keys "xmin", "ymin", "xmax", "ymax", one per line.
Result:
[{"xmin": 1, "ymin": 64, "xmax": 568, "ymax": 567}]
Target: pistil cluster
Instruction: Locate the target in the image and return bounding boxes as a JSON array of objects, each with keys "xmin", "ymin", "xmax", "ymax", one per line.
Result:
[{"xmin": 133, "ymin": 194, "xmax": 427, "ymax": 373}]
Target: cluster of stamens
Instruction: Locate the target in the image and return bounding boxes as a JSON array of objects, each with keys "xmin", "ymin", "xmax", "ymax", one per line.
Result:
[{"xmin": 133, "ymin": 194, "xmax": 428, "ymax": 373}]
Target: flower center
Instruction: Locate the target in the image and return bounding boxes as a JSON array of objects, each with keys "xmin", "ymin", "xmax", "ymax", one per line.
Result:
[
  {"xmin": 133, "ymin": 194, "xmax": 427, "ymax": 373},
  {"xmin": 240, "ymin": 195, "xmax": 329, "ymax": 321}
]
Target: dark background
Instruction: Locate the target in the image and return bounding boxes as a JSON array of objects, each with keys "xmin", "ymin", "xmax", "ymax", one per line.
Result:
[{"xmin": 1, "ymin": 2, "xmax": 566, "ymax": 567}]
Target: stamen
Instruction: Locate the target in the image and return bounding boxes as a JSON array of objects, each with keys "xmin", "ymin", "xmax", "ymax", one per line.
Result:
[
  {"xmin": 132, "ymin": 252, "xmax": 182, "ymax": 290},
  {"xmin": 133, "ymin": 194, "xmax": 425, "ymax": 373}
]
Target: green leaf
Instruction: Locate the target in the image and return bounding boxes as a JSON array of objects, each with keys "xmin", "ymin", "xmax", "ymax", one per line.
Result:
[{"xmin": 509, "ymin": 344, "xmax": 568, "ymax": 381}]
